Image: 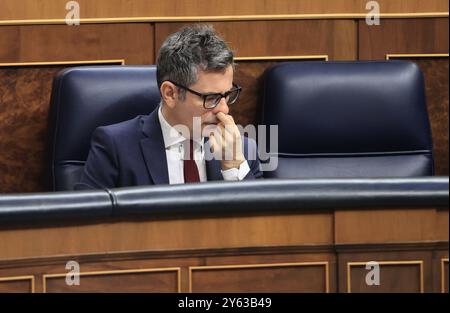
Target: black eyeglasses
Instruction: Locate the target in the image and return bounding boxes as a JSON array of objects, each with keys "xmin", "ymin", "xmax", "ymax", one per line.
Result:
[{"xmin": 168, "ymin": 80, "xmax": 242, "ymax": 109}]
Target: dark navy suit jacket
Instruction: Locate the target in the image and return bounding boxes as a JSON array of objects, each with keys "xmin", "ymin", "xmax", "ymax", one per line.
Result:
[{"xmin": 75, "ymin": 109, "xmax": 263, "ymax": 190}]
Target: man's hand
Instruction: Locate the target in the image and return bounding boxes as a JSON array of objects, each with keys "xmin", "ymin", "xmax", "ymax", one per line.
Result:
[{"xmin": 208, "ymin": 112, "xmax": 245, "ymax": 170}]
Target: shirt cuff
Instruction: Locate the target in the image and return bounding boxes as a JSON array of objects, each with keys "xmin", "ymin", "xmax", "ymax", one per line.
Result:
[{"xmin": 221, "ymin": 160, "xmax": 251, "ymax": 181}]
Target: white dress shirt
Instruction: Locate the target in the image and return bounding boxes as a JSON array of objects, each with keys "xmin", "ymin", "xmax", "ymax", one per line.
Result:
[{"xmin": 158, "ymin": 106, "xmax": 250, "ymax": 184}]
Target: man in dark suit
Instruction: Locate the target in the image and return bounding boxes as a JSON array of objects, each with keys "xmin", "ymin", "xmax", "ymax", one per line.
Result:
[{"xmin": 75, "ymin": 25, "xmax": 262, "ymax": 190}]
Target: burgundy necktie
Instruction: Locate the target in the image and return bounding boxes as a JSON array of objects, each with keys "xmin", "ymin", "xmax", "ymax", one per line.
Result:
[{"xmin": 184, "ymin": 140, "xmax": 200, "ymax": 183}]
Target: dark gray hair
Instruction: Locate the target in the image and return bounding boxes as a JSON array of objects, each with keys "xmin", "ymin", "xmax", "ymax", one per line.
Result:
[{"xmin": 156, "ymin": 25, "xmax": 234, "ymax": 99}]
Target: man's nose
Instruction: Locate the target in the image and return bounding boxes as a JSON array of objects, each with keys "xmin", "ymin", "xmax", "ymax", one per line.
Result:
[{"xmin": 212, "ymin": 97, "xmax": 229, "ymax": 115}]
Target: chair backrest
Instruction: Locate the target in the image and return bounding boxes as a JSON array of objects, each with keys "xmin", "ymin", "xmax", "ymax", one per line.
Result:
[
  {"xmin": 261, "ymin": 61, "xmax": 434, "ymax": 178},
  {"xmin": 47, "ymin": 66, "xmax": 160, "ymax": 191}
]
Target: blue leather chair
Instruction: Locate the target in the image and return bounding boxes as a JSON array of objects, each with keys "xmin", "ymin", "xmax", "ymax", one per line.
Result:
[
  {"xmin": 47, "ymin": 66, "xmax": 161, "ymax": 191},
  {"xmin": 261, "ymin": 61, "xmax": 434, "ymax": 178}
]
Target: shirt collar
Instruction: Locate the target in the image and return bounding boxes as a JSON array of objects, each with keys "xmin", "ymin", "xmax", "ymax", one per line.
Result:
[{"xmin": 158, "ymin": 105, "xmax": 204, "ymax": 149}]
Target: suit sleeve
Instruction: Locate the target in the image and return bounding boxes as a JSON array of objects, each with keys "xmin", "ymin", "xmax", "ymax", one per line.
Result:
[
  {"xmin": 243, "ymin": 137, "xmax": 263, "ymax": 180},
  {"xmin": 74, "ymin": 127, "xmax": 119, "ymax": 190}
]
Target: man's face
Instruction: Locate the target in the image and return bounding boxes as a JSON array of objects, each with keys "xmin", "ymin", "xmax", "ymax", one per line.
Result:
[{"xmin": 173, "ymin": 65, "xmax": 234, "ymax": 137}]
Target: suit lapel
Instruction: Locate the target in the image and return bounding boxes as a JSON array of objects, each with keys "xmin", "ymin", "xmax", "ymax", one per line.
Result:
[
  {"xmin": 140, "ymin": 110, "xmax": 223, "ymax": 184},
  {"xmin": 140, "ymin": 110, "xmax": 169, "ymax": 185}
]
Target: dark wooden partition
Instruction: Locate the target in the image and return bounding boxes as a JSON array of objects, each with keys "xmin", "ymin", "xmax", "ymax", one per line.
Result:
[{"xmin": 0, "ymin": 206, "xmax": 447, "ymax": 293}]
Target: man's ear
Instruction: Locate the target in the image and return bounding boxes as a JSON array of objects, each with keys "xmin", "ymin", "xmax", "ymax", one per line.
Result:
[{"xmin": 160, "ymin": 81, "xmax": 178, "ymax": 109}]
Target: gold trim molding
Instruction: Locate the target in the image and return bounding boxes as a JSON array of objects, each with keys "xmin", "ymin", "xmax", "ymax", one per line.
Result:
[
  {"xmin": 442, "ymin": 258, "xmax": 449, "ymax": 293},
  {"xmin": 234, "ymin": 55, "xmax": 328, "ymax": 61},
  {"xmin": 0, "ymin": 275, "xmax": 35, "ymax": 293},
  {"xmin": 0, "ymin": 56, "xmax": 326, "ymax": 68},
  {"xmin": 42, "ymin": 267, "xmax": 181, "ymax": 293},
  {"xmin": 347, "ymin": 260, "xmax": 424, "ymax": 293},
  {"xmin": 0, "ymin": 59, "xmax": 125, "ymax": 67},
  {"xmin": 189, "ymin": 261, "xmax": 330, "ymax": 293},
  {"xmin": 386, "ymin": 53, "xmax": 449, "ymax": 60},
  {"xmin": 0, "ymin": 12, "xmax": 448, "ymax": 26}
]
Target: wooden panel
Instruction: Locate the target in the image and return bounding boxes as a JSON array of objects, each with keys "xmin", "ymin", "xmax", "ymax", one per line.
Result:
[
  {"xmin": 335, "ymin": 208, "xmax": 442, "ymax": 244},
  {"xmin": 0, "ymin": 239, "xmax": 446, "ymax": 293},
  {"xmin": 0, "ymin": 246, "xmax": 337, "ymax": 293},
  {"xmin": 338, "ymin": 250, "xmax": 434, "ymax": 293},
  {"xmin": 359, "ymin": 18, "xmax": 449, "ymax": 177},
  {"xmin": 442, "ymin": 258, "xmax": 449, "ymax": 292},
  {"xmin": 360, "ymin": 16, "xmax": 450, "ymax": 176},
  {"xmin": 0, "ymin": 0, "xmax": 448, "ymax": 20},
  {"xmin": 44, "ymin": 268, "xmax": 180, "ymax": 293},
  {"xmin": 431, "ymin": 250, "xmax": 449, "ymax": 293},
  {"xmin": 190, "ymin": 262, "xmax": 329, "ymax": 293},
  {"xmin": 0, "ymin": 213, "xmax": 334, "ymax": 260},
  {"xmin": 0, "ymin": 254, "xmax": 203, "ymax": 293},
  {"xmin": 0, "ymin": 66, "xmax": 58, "ymax": 193},
  {"xmin": 233, "ymin": 61, "xmax": 273, "ymax": 127},
  {"xmin": 359, "ymin": 18, "xmax": 449, "ymax": 60},
  {"xmin": 347, "ymin": 261, "xmax": 423, "ymax": 293},
  {"xmin": 0, "ymin": 62, "xmax": 121, "ymax": 193},
  {"xmin": 0, "ymin": 23, "xmax": 153, "ymax": 193},
  {"xmin": 414, "ymin": 57, "xmax": 449, "ymax": 175},
  {"xmin": 233, "ymin": 58, "xmax": 327, "ymax": 127},
  {"xmin": 436, "ymin": 210, "xmax": 450, "ymax": 241},
  {"xmin": 155, "ymin": 20, "xmax": 357, "ymax": 60},
  {"xmin": 0, "ymin": 24, "xmax": 153, "ymax": 64},
  {"xmin": 201, "ymin": 251, "xmax": 337, "ymax": 292},
  {"xmin": 0, "ymin": 276, "xmax": 34, "ymax": 293},
  {"xmin": 386, "ymin": 57, "xmax": 449, "ymax": 176}
]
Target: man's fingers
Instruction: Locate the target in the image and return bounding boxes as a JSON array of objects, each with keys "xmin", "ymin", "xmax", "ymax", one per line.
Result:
[
  {"xmin": 210, "ymin": 118, "xmax": 241, "ymax": 160},
  {"xmin": 216, "ymin": 112, "xmax": 235, "ymax": 125},
  {"xmin": 217, "ymin": 120, "xmax": 237, "ymax": 136},
  {"xmin": 216, "ymin": 122, "xmax": 229, "ymax": 142},
  {"xmin": 208, "ymin": 133, "xmax": 217, "ymax": 153},
  {"xmin": 217, "ymin": 121, "xmax": 241, "ymax": 152},
  {"xmin": 209, "ymin": 131, "xmax": 224, "ymax": 157}
]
